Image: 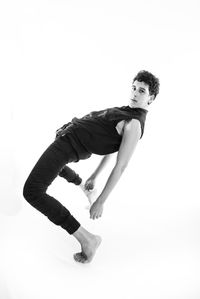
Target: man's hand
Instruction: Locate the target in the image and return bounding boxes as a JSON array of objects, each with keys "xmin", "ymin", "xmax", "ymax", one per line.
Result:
[
  {"xmin": 89, "ymin": 200, "xmax": 104, "ymax": 220},
  {"xmin": 85, "ymin": 177, "xmax": 96, "ymax": 191},
  {"xmin": 55, "ymin": 122, "xmax": 72, "ymax": 139}
]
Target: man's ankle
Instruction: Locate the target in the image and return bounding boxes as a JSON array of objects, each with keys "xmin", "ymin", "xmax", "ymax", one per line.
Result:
[{"xmin": 73, "ymin": 226, "xmax": 94, "ymax": 243}]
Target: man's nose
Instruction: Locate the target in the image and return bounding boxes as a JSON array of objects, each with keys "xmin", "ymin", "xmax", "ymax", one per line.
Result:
[{"xmin": 133, "ymin": 90, "xmax": 138, "ymax": 97}]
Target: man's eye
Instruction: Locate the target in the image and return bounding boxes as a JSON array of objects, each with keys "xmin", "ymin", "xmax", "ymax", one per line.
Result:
[{"xmin": 139, "ymin": 90, "xmax": 144, "ymax": 93}]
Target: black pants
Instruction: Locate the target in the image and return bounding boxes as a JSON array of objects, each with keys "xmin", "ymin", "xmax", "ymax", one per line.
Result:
[{"xmin": 23, "ymin": 135, "xmax": 88, "ymax": 235}]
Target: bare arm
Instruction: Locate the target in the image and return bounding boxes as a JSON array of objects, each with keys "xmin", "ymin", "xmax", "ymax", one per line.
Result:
[
  {"xmin": 90, "ymin": 154, "xmax": 112, "ymax": 180},
  {"xmin": 84, "ymin": 154, "xmax": 113, "ymax": 191},
  {"xmin": 91, "ymin": 119, "xmax": 141, "ymax": 210}
]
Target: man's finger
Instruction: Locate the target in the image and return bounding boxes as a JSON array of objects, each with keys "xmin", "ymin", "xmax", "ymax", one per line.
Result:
[{"xmin": 90, "ymin": 212, "xmax": 94, "ymax": 219}]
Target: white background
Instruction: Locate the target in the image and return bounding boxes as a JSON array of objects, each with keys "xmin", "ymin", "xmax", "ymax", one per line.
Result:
[{"xmin": 0, "ymin": 0, "xmax": 200, "ymax": 298}]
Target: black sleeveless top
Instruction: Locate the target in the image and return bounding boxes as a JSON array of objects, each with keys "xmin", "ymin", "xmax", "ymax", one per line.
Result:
[{"xmin": 59, "ymin": 105, "xmax": 148, "ymax": 160}]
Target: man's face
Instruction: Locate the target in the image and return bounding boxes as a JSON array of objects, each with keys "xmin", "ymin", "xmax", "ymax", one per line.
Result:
[{"xmin": 129, "ymin": 80, "xmax": 154, "ymax": 109}]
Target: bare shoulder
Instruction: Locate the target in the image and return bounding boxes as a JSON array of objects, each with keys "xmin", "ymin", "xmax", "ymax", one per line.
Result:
[
  {"xmin": 123, "ymin": 119, "xmax": 141, "ymax": 138},
  {"xmin": 116, "ymin": 119, "xmax": 142, "ymax": 168}
]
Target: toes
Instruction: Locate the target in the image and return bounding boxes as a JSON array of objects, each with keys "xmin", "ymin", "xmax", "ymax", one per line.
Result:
[
  {"xmin": 73, "ymin": 252, "xmax": 82, "ymax": 262},
  {"xmin": 73, "ymin": 252, "xmax": 88, "ymax": 263},
  {"xmin": 74, "ymin": 254, "xmax": 82, "ymax": 262}
]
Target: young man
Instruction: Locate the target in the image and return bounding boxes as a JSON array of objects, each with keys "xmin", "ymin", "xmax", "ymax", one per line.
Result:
[{"xmin": 23, "ymin": 70, "xmax": 160, "ymax": 264}]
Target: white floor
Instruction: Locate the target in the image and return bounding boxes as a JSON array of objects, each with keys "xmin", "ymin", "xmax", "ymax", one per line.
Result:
[
  {"xmin": 1, "ymin": 0, "xmax": 200, "ymax": 298},
  {"xmin": 1, "ymin": 179, "xmax": 200, "ymax": 299}
]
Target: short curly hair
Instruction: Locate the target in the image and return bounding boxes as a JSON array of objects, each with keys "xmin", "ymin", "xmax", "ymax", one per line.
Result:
[{"xmin": 133, "ymin": 70, "xmax": 160, "ymax": 98}]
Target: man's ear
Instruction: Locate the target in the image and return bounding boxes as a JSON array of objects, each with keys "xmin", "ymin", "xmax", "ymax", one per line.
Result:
[{"xmin": 148, "ymin": 95, "xmax": 155, "ymax": 105}]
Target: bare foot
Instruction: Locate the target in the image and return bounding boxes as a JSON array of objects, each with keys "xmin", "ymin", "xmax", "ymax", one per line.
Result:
[{"xmin": 73, "ymin": 235, "xmax": 102, "ymax": 263}]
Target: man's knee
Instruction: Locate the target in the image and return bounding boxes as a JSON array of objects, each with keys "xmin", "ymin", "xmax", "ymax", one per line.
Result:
[
  {"xmin": 23, "ymin": 179, "xmax": 41, "ymax": 203},
  {"xmin": 23, "ymin": 180, "xmax": 32, "ymax": 202}
]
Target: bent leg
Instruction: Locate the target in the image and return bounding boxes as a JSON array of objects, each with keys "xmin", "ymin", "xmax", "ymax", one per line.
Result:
[
  {"xmin": 58, "ymin": 165, "xmax": 82, "ymax": 185},
  {"xmin": 23, "ymin": 138, "xmax": 80, "ymax": 234}
]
